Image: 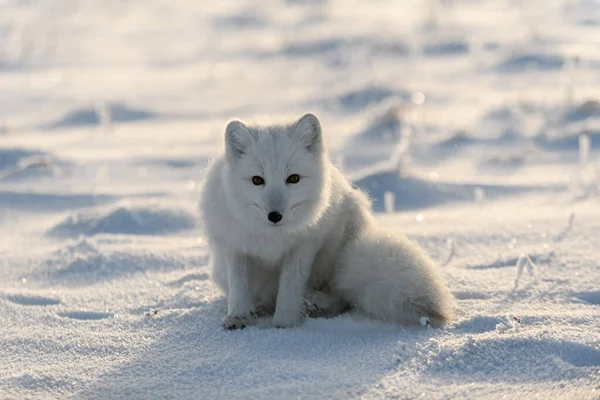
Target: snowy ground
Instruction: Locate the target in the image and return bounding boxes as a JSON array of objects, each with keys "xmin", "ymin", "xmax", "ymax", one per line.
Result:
[{"xmin": 1, "ymin": 0, "xmax": 600, "ymax": 398}]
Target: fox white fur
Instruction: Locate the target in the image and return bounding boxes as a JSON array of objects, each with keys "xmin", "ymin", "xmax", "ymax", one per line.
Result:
[{"xmin": 199, "ymin": 113, "xmax": 454, "ymax": 329}]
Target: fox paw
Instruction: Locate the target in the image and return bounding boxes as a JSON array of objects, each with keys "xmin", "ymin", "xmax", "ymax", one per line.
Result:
[
  {"xmin": 222, "ymin": 315, "xmax": 247, "ymax": 330},
  {"xmin": 303, "ymin": 299, "xmax": 324, "ymax": 316},
  {"xmin": 272, "ymin": 310, "xmax": 304, "ymax": 328},
  {"xmin": 254, "ymin": 304, "xmax": 275, "ymax": 317}
]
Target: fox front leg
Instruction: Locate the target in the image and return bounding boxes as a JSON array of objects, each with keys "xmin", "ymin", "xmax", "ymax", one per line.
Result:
[
  {"xmin": 222, "ymin": 253, "xmax": 256, "ymax": 330},
  {"xmin": 272, "ymin": 245, "xmax": 317, "ymax": 328}
]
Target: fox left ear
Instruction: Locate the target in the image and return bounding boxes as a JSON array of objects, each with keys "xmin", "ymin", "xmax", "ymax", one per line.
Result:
[{"xmin": 293, "ymin": 113, "xmax": 323, "ymax": 154}]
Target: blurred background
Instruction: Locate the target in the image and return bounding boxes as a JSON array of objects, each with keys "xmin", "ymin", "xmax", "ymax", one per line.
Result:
[
  {"xmin": 1, "ymin": 0, "xmax": 599, "ymax": 202},
  {"xmin": 0, "ymin": 0, "xmax": 600, "ymax": 214},
  {"xmin": 1, "ymin": 0, "xmax": 600, "ymax": 250}
]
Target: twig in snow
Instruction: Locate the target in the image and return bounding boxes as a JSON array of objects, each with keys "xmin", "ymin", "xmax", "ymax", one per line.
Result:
[
  {"xmin": 440, "ymin": 237, "xmax": 454, "ymax": 266},
  {"xmin": 95, "ymin": 101, "xmax": 112, "ymax": 133},
  {"xmin": 496, "ymin": 314, "xmax": 522, "ymax": 334},
  {"xmin": 384, "ymin": 191, "xmax": 395, "ymax": 213},
  {"xmin": 514, "ymin": 254, "xmax": 537, "ymax": 289},
  {"xmin": 525, "ymin": 257, "xmax": 536, "ymax": 282},
  {"xmin": 564, "ymin": 56, "xmax": 580, "ymax": 110},
  {"xmin": 509, "ymin": 314, "xmax": 521, "ymax": 332},
  {"xmin": 579, "ymin": 134, "xmax": 590, "ymax": 166},
  {"xmin": 553, "ymin": 212, "xmax": 575, "ymax": 242},
  {"xmin": 514, "ymin": 254, "xmax": 527, "ymax": 289},
  {"xmin": 391, "ymin": 125, "xmax": 413, "ymax": 178},
  {"xmin": 145, "ymin": 308, "xmax": 159, "ymax": 317},
  {"xmin": 473, "ymin": 187, "xmax": 486, "ymax": 207}
]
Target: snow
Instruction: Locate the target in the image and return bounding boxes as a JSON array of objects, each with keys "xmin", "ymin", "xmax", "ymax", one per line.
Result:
[{"xmin": 1, "ymin": 0, "xmax": 600, "ymax": 398}]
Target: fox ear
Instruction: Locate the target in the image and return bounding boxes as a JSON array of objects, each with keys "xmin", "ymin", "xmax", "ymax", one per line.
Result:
[
  {"xmin": 225, "ymin": 120, "xmax": 251, "ymax": 160},
  {"xmin": 293, "ymin": 113, "xmax": 323, "ymax": 153}
]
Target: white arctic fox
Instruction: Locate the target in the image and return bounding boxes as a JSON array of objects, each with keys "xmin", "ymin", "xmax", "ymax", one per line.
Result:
[{"xmin": 199, "ymin": 113, "xmax": 454, "ymax": 329}]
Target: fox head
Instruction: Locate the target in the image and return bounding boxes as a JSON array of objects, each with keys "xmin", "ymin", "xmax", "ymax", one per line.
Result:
[{"xmin": 221, "ymin": 113, "xmax": 330, "ymax": 233}]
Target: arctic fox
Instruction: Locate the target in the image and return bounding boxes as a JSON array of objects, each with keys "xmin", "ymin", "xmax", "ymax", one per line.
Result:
[{"xmin": 199, "ymin": 113, "xmax": 454, "ymax": 329}]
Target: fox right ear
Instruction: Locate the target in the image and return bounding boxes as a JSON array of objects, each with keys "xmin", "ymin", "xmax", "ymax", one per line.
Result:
[{"xmin": 225, "ymin": 120, "xmax": 251, "ymax": 160}]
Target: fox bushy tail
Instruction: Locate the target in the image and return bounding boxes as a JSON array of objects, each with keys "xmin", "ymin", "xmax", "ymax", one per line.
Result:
[{"xmin": 333, "ymin": 228, "xmax": 454, "ymax": 326}]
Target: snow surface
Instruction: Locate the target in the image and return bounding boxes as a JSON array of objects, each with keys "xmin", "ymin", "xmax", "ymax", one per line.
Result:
[{"xmin": 1, "ymin": 0, "xmax": 600, "ymax": 399}]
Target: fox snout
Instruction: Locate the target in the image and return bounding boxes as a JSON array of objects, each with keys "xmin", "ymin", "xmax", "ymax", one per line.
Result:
[
  {"xmin": 267, "ymin": 211, "xmax": 283, "ymax": 224},
  {"xmin": 264, "ymin": 189, "xmax": 285, "ymax": 224}
]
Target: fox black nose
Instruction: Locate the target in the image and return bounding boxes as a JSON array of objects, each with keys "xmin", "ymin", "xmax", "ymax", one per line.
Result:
[{"xmin": 268, "ymin": 211, "xmax": 283, "ymax": 224}]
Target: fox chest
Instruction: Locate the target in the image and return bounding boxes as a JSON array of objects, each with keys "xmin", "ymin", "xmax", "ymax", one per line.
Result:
[
  {"xmin": 235, "ymin": 231, "xmax": 300, "ymax": 268},
  {"xmin": 233, "ymin": 230, "xmax": 338, "ymax": 275}
]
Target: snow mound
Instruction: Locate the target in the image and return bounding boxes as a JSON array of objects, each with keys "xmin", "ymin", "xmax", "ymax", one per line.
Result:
[
  {"xmin": 483, "ymin": 105, "xmax": 523, "ymax": 122},
  {"xmin": 479, "ymin": 148, "xmax": 538, "ymax": 169},
  {"xmin": 421, "ymin": 130, "xmax": 519, "ymax": 165},
  {"xmin": 44, "ymin": 102, "xmax": 161, "ymax": 130},
  {"xmin": 564, "ymin": 100, "xmax": 600, "ymax": 122},
  {"xmin": 353, "ymin": 169, "xmax": 553, "ymax": 212},
  {"xmin": 277, "ymin": 36, "xmax": 409, "ymax": 59},
  {"xmin": 282, "ymin": 37, "xmax": 349, "ymax": 57},
  {"xmin": 0, "ymin": 148, "xmax": 45, "ymax": 171},
  {"xmin": 0, "ymin": 148, "xmax": 63, "ymax": 182},
  {"xmin": 453, "ymin": 315, "xmax": 500, "ymax": 334},
  {"xmin": 572, "ymin": 291, "xmax": 600, "ymax": 305},
  {"xmin": 0, "ymin": 191, "xmax": 118, "ymax": 212},
  {"xmin": 7, "ymin": 294, "xmax": 61, "ymax": 306},
  {"xmin": 353, "ymin": 106, "xmax": 405, "ymax": 142},
  {"xmin": 134, "ymin": 156, "xmax": 206, "ymax": 170},
  {"xmin": 426, "ymin": 337, "xmax": 600, "ymax": 379},
  {"xmin": 47, "ymin": 204, "xmax": 197, "ymax": 237},
  {"xmin": 58, "ymin": 311, "xmax": 113, "ymax": 320},
  {"xmin": 331, "ymin": 84, "xmax": 411, "ymax": 112},
  {"xmin": 343, "ymin": 106, "xmax": 406, "ymax": 172},
  {"xmin": 429, "ymin": 131, "xmax": 485, "ymax": 155},
  {"xmin": 475, "ymin": 104, "xmax": 540, "ymax": 144},
  {"xmin": 353, "ymin": 172, "xmax": 472, "ymax": 211},
  {"xmin": 212, "ymin": 10, "xmax": 268, "ymax": 29},
  {"xmin": 493, "ymin": 53, "xmax": 565, "ymax": 73},
  {"xmin": 423, "ymin": 39, "xmax": 470, "ymax": 56},
  {"xmin": 536, "ymin": 130, "xmax": 600, "ymax": 151},
  {"xmin": 578, "ymin": 17, "xmax": 600, "ymax": 26},
  {"xmin": 32, "ymin": 238, "xmax": 207, "ymax": 286}
]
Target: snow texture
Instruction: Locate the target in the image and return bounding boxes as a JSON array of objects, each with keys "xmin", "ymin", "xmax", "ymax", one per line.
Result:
[{"xmin": 1, "ymin": 0, "xmax": 600, "ymax": 399}]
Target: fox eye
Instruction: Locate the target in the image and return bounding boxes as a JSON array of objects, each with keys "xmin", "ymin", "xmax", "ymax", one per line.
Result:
[
  {"xmin": 252, "ymin": 176, "xmax": 265, "ymax": 185},
  {"xmin": 286, "ymin": 174, "xmax": 300, "ymax": 184}
]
